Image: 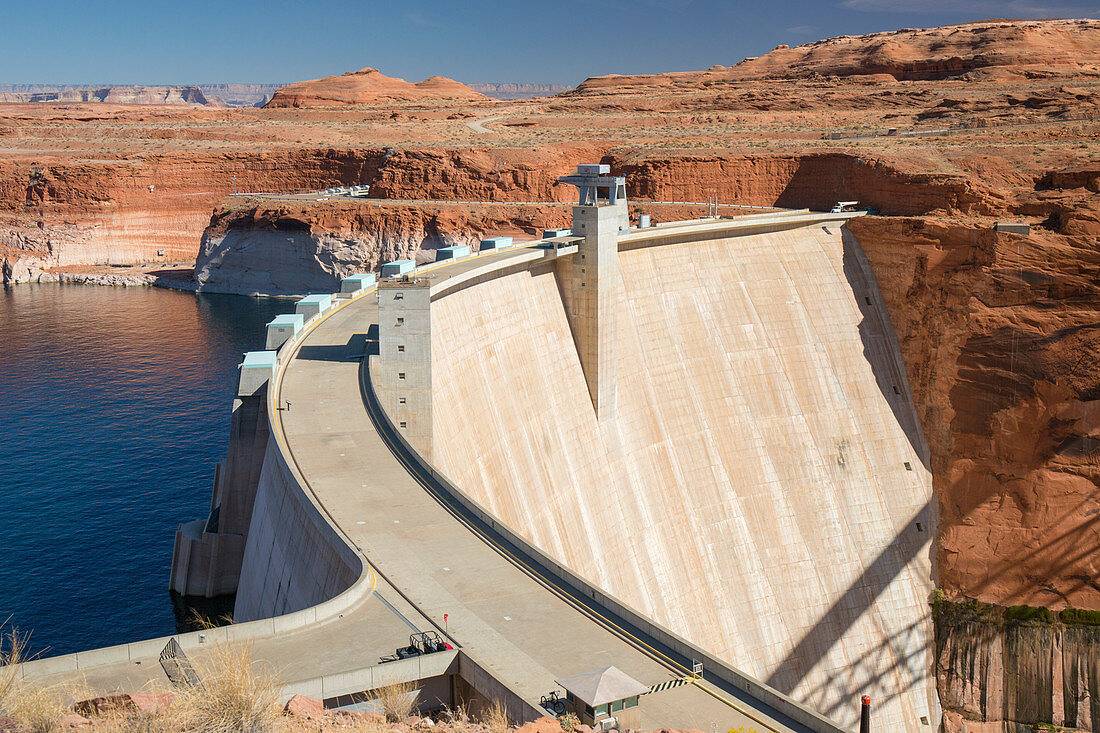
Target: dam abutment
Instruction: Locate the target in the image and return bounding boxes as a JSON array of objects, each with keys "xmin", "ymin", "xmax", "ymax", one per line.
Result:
[{"xmin": 169, "ymin": 388, "xmax": 270, "ymax": 599}]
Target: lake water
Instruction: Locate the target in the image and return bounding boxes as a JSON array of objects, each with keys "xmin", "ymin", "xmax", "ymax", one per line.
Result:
[{"xmin": 0, "ymin": 283, "xmax": 288, "ymax": 659}]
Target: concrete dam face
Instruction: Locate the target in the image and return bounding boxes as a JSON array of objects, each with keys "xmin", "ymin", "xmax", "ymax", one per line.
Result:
[{"xmin": 429, "ymin": 224, "xmax": 936, "ymax": 731}]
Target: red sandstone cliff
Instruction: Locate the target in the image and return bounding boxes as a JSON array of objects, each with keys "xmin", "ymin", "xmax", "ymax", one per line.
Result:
[{"xmin": 573, "ymin": 18, "xmax": 1100, "ymax": 95}]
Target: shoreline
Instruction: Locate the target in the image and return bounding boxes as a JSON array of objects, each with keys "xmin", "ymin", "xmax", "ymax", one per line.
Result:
[{"xmin": 2, "ymin": 263, "xmax": 304, "ymax": 298}]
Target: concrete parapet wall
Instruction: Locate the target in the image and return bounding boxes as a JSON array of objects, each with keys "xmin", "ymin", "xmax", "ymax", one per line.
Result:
[
  {"xmin": 287, "ymin": 651, "xmax": 460, "ymax": 704},
  {"xmin": 456, "ymin": 653, "xmax": 543, "ymax": 724},
  {"xmin": 18, "ymin": 566, "xmax": 373, "ymax": 682}
]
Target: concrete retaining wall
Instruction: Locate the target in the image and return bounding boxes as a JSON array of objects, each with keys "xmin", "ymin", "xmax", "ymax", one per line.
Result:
[{"xmin": 233, "ymin": 439, "xmax": 361, "ymax": 622}]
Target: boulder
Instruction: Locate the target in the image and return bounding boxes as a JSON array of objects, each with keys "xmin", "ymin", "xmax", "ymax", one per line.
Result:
[
  {"xmin": 283, "ymin": 694, "xmax": 325, "ymax": 721},
  {"xmin": 516, "ymin": 717, "xmax": 564, "ymax": 733},
  {"xmin": 58, "ymin": 713, "xmax": 91, "ymax": 729},
  {"xmin": 73, "ymin": 693, "xmax": 173, "ymax": 716},
  {"xmin": 1, "ymin": 256, "xmax": 44, "ymax": 285}
]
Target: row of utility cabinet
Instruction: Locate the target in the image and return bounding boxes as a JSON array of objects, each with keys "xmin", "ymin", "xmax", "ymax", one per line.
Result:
[
  {"xmin": 237, "ymin": 228, "xmax": 573, "ymax": 396},
  {"xmin": 238, "ymin": 272, "xmax": 378, "ymax": 396}
]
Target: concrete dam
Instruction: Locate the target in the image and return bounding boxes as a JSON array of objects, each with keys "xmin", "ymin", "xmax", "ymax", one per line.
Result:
[{"xmin": 17, "ymin": 168, "xmax": 935, "ymax": 733}]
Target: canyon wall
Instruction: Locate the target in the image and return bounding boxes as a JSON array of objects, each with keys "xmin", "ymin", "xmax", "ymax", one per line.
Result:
[
  {"xmin": 0, "ymin": 145, "xmax": 599, "ymax": 283},
  {"xmin": 194, "ymin": 201, "xmax": 573, "ymax": 295},
  {"xmin": 178, "ymin": 149, "xmax": 1001, "ymax": 295},
  {"xmin": 0, "ymin": 86, "xmax": 211, "ymax": 105},
  {"xmin": 935, "ymin": 600, "xmax": 1100, "ymax": 732},
  {"xmin": 849, "ymin": 215, "xmax": 1100, "ymax": 610},
  {"xmin": 0, "ymin": 147, "xmax": 1006, "ymax": 286}
]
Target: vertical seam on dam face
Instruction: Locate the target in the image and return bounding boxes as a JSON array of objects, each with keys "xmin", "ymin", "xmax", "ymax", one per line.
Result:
[{"xmin": 430, "ymin": 221, "xmax": 936, "ymax": 733}]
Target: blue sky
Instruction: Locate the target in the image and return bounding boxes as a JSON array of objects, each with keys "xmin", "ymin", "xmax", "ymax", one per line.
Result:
[{"xmin": 2, "ymin": 0, "xmax": 1097, "ymax": 86}]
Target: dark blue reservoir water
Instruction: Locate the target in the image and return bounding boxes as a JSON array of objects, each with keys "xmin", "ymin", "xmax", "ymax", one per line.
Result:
[{"xmin": 0, "ymin": 284, "xmax": 287, "ymax": 659}]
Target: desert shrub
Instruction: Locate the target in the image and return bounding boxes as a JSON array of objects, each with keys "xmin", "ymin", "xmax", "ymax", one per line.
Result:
[
  {"xmin": 174, "ymin": 642, "xmax": 280, "ymax": 733},
  {"xmin": 377, "ymin": 679, "xmax": 418, "ymax": 722},
  {"xmin": 559, "ymin": 712, "xmax": 580, "ymax": 731},
  {"xmin": 1004, "ymin": 605, "xmax": 1054, "ymax": 624},
  {"xmin": 1060, "ymin": 608, "xmax": 1100, "ymax": 626},
  {"xmin": 0, "ymin": 628, "xmax": 70, "ymax": 733},
  {"xmin": 482, "ymin": 700, "xmax": 510, "ymax": 733}
]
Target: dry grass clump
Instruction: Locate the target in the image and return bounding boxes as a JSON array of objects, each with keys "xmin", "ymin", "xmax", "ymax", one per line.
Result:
[
  {"xmin": 377, "ymin": 679, "xmax": 419, "ymax": 722},
  {"xmin": 0, "ymin": 628, "xmax": 74, "ymax": 733},
  {"xmin": 482, "ymin": 701, "xmax": 510, "ymax": 733},
  {"xmin": 170, "ymin": 642, "xmax": 281, "ymax": 733}
]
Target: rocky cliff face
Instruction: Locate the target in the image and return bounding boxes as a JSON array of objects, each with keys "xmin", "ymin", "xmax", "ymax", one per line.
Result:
[
  {"xmin": 193, "ymin": 200, "xmax": 572, "ymax": 295},
  {"xmin": 935, "ymin": 600, "xmax": 1100, "ymax": 732},
  {"xmin": 0, "ymin": 144, "xmax": 605, "ymax": 284},
  {"xmin": 849, "ymin": 203, "xmax": 1100, "ymax": 612},
  {"xmin": 0, "ymin": 149, "xmax": 386, "ymax": 282},
  {"xmin": 184, "ymin": 148, "xmax": 1012, "ymax": 294}
]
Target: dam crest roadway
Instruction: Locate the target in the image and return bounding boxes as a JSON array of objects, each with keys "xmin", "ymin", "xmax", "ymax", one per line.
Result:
[{"xmin": 17, "ymin": 171, "xmax": 936, "ymax": 733}]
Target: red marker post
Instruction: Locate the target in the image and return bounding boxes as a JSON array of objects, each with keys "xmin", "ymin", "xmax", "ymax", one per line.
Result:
[
  {"xmin": 444, "ymin": 613, "xmax": 448, "ymax": 635},
  {"xmin": 859, "ymin": 695, "xmax": 871, "ymax": 733}
]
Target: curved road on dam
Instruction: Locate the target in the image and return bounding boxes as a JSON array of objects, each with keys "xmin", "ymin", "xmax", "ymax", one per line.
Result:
[{"xmin": 19, "ymin": 213, "xmax": 871, "ymax": 733}]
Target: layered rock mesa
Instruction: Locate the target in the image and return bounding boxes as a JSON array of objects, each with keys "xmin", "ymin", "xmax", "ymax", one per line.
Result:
[
  {"xmin": 466, "ymin": 82, "xmax": 572, "ymax": 100},
  {"xmin": 265, "ymin": 67, "xmax": 487, "ymax": 108},
  {"xmin": 0, "ymin": 83, "xmax": 282, "ymax": 107},
  {"xmin": 0, "ymin": 85, "xmax": 212, "ymax": 105},
  {"xmin": 571, "ymin": 18, "xmax": 1100, "ymax": 94}
]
